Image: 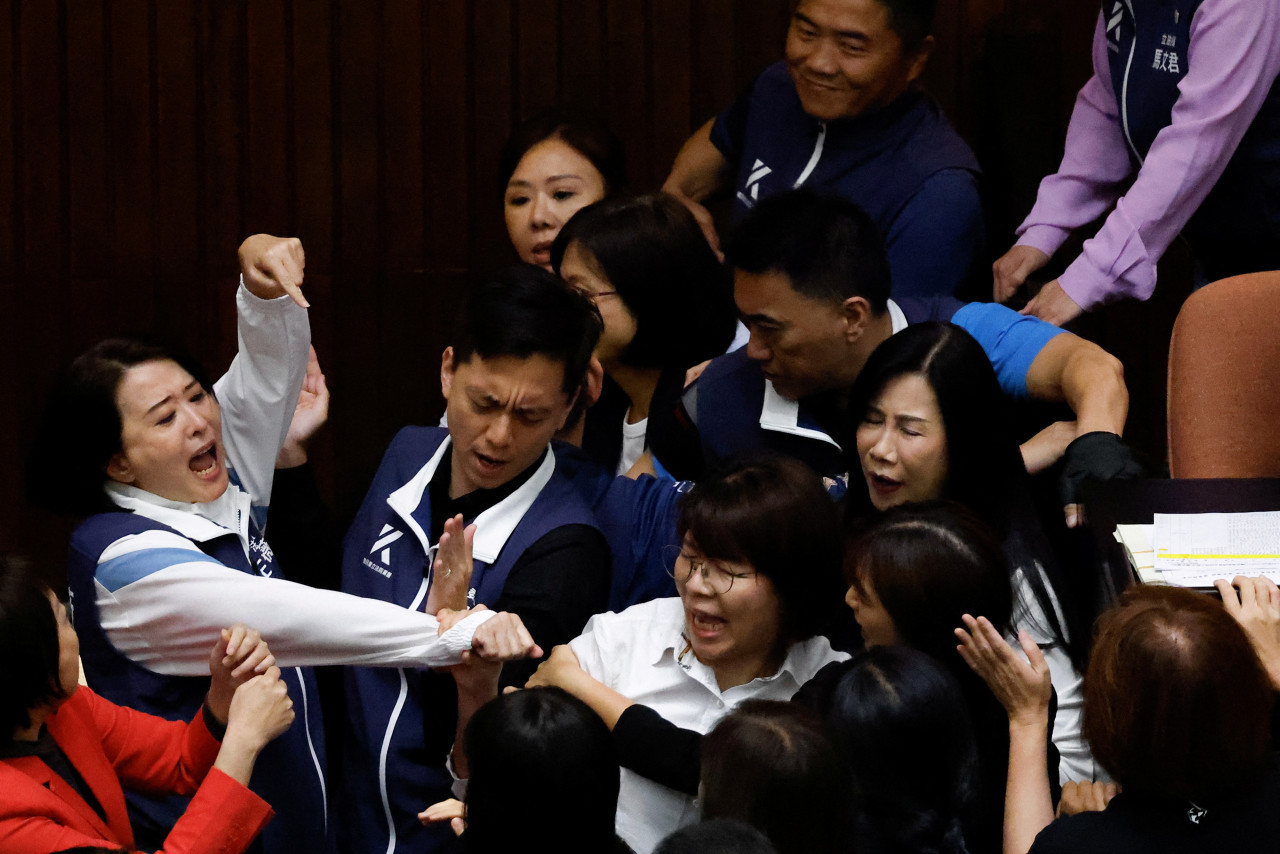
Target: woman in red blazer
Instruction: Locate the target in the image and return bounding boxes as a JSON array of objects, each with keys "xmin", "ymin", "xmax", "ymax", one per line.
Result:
[{"xmin": 0, "ymin": 557, "xmax": 295, "ymax": 854}]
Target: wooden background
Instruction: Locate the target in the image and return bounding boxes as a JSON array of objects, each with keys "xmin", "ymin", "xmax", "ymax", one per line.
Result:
[{"xmin": 1, "ymin": 0, "xmax": 1186, "ymax": 571}]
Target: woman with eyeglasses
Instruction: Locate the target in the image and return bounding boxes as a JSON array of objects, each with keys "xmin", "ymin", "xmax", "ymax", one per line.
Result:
[
  {"xmin": 551, "ymin": 193, "xmax": 739, "ymax": 476},
  {"xmin": 522, "ymin": 456, "xmax": 848, "ymax": 854}
]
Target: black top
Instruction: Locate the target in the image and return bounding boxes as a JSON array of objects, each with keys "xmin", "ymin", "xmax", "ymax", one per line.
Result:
[
  {"xmin": 0, "ymin": 728, "xmax": 108, "ymax": 823},
  {"xmin": 1030, "ymin": 754, "xmax": 1280, "ymax": 854}
]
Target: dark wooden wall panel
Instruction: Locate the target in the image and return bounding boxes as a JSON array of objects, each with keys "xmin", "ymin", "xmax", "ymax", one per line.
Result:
[{"xmin": 7, "ymin": 0, "xmax": 1179, "ymax": 574}]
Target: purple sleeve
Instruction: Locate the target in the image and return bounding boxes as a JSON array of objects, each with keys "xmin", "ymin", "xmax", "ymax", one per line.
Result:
[
  {"xmin": 1043, "ymin": 0, "xmax": 1280, "ymax": 311},
  {"xmin": 1016, "ymin": 12, "xmax": 1133, "ymax": 258}
]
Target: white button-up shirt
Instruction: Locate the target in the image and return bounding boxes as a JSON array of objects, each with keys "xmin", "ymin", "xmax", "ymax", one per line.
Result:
[{"xmin": 570, "ymin": 597, "xmax": 848, "ymax": 854}]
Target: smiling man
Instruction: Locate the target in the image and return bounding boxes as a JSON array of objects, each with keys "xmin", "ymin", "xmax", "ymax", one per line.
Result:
[
  {"xmin": 663, "ymin": 0, "xmax": 982, "ymax": 299},
  {"xmin": 339, "ymin": 266, "xmax": 611, "ymax": 854},
  {"xmin": 650, "ymin": 190, "xmax": 1135, "ymax": 520}
]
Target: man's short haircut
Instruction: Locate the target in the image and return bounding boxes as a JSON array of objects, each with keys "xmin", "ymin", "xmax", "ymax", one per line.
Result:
[
  {"xmin": 724, "ymin": 189, "xmax": 892, "ymax": 314},
  {"xmin": 793, "ymin": 0, "xmax": 936, "ymax": 53},
  {"xmin": 451, "ymin": 265, "xmax": 602, "ymax": 396},
  {"xmin": 876, "ymin": 0, "xmax": 937, "ymax": 53},
  {"xmin": 1084, "ymin": 585, "xmax": 1274, "ymax": 803}
]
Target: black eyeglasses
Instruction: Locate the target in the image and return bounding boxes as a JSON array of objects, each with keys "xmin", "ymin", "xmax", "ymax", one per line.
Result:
[{"xmin": 663, "ymin": 546, "xmax": 755, "ymax": 594}]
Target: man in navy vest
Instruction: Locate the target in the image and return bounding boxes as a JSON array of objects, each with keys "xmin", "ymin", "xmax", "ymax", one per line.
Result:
[
  {"xmin": 663, "ymin": 0, "xmax": 981, "ymax": 300},
  {"xmin": 995, "ymin": 0, "xmax": 1280, "ymax": 325},
  {"xmin": 339, "ymin": 267, "xmax": 611, "ymax": 854},
  {"xmin": 650, "ymin": 189, "xmax": 1136, "ymax": 525}
]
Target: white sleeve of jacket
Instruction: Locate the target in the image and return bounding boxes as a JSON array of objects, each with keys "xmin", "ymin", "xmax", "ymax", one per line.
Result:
[
  {"xmin": 93, "ymin": 529, "xmax": 495, "ymax": 676},
  {"xmin": 213, "ymin": 280, "xmax": 311, "ymax": 512}
]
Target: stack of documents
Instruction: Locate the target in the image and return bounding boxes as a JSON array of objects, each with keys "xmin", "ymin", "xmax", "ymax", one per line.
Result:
[{"xmin": 1115, "ymin": 511, "xmax": 1280, "ymax": 588}]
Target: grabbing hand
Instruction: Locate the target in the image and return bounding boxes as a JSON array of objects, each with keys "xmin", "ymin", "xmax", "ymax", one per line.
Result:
[
  {"xmin": 993, "ymin": 244, "xmax": 1050, "ymax": 303},
  {"xmin": 425, "ymin": 514, "xmax": 475, "ymax": 614},
  {"xmin": 207, "ymin": 625, "xmax": 277, "ymax": 725},
  {"xmin": 955, "ymin": 616, "xmax": 1052, "ymax": 728},
  {"xmin": 471, "ymin": 612, "xmax": 541, "ymax": 662},
  {"xmin": 524, "ymin": 644, "xmax": 586, "ymax": 691},
  {"xmin": 225, "ymin": 666, "xmax": 295, "ymax": 751},
  {"xmin": 1020, "ymin": 279, "xmax": 1084, "ymax": 327},
  {"xmin": 238, "ymin": 234, "xmax": 308, "ymax": 307},
  {"xmin": 419, "ymin": 798, "xmax": 466, "ymax": 836},
  {"xmin": 1217, "ymin": 575, "xmax": 1280, "ymax": 689},
  {"xmin": 1057, "ymin": 780, "xmax": 1119, "ymax": 817}
]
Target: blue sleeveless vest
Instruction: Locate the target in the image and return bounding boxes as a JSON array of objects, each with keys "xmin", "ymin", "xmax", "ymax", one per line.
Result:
[
  {"xmin": 67, "ymin": 510, "xmax": 331, "ymax": 854},
  {"xmin": 339, "ymin": 427, "xmax": 603, "ymax": 854},
  {"xmin": 1105, "ymin": 0, "xmax": 1280, "ymax": 279}
]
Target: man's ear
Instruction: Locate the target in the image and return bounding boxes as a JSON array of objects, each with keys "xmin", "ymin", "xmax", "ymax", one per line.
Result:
[
  {"xmin": 440, "ymin": 347, "xmax": 456, "ymax": 401},
  {"xmin": 905, "ymin": 35, "xmax": 934, "ymax": 85},
  {"xmin": 582, "ymin": 357, "xmax": 605, "ymax": 409},
  {"xmin": 105, "ymin": 454, "xmax": 136, "ymax": 485},
  {"xmin": 840, "ymin": 296, "xmax": 873, "ymax": 343}
]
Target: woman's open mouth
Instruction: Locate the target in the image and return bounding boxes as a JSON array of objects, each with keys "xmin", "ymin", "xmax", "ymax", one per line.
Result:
[{"xmin": 189, "ymin": 444, "xmax": 219, "ymax": 478}]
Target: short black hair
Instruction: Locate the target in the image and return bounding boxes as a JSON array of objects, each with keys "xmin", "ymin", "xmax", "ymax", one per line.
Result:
[
  {"xmin": 0, "ymin": 556, "xmax": 67, "ymax": 741},
  {"xmin": 498, "ymin": 108, "xmax": 626, "ymax": 196},
  {"xmin": 702, "ymin": 701, "xmax": 846, "ymax": 854},
  {"xmin": 724, "ymin": 189, "xmax": 891, "ymax": 313},
  {"xmin": 27, "ymin": 338, "xmax": 216, "ymax": 516},
  {"xmin": 551, "ymin": 192, "xmax": 737, "ymax": 370},
  {"xmin": 451, "ymin": 265, "xmax": 603, "ymax": 396},
  {"xmin": 678, "ymin": 455, "xmax": 846, "ymax": 643},
  {"xmin": 877, "ymin": 0, "xmax": 938, "ymax": 53},
  {"xmin": 463, "ymin": 687, "xmax": 620, "ymax": 852},
  {"xmin": 827, "ymin": 646, "xmax": 978, "ymax": 854},
  {"xmin": 792, "ymin": 0, "xmax": 937, "ymax": 52}
]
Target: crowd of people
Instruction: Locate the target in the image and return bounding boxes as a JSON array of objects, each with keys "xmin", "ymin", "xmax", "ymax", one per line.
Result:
[{"xmin": 7, "ymin": 0, "xmax": 1280, "ymax": 852}]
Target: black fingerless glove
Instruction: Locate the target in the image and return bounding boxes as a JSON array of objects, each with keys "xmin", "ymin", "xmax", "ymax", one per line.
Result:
[{"xmin": 1059, "ymin": 431, "xmax": 1144, "ymax": 505}]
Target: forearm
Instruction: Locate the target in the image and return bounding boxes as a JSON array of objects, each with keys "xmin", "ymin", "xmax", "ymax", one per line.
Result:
[
  {"xmin": 1004, "ymin": 720, "xmax": 1055, "ymax": 854},
  {"xmin": 215, "ymin": 281, "xmax": 311, "ymax": 508},
  {"xmin": 557, "ymin": 668, "xmax": 635, "ymax": 729},
  {"xmin": 663, "ymin": 119, "xmax": 727, "ymax": 203},
  {"xmin": 449, "ymin": 675, "xmax": 500, "ymax": 779},
  {"xmin": 1017, "ymin": 14, "xmax": 1132, "ymax": 258}
]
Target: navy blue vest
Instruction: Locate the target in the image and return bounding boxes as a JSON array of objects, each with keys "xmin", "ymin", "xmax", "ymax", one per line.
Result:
[
  {"xmin": 67, "ymin": 509, "xmax": 331, "ymax": 854},
  {"xmin": 552, "ymin": 441, "xmax": 682, "ymax": 611},
  {"xmin": 722, "ymin": 62, "xmax": 980, "ymax": 231},
  {"xmin": 1105, "ymin": 0, "xmax": 1280, "ymax": 279},
  {"xmin": 339, "ymin": 427, "xmax": 603, "ymax": 854}
]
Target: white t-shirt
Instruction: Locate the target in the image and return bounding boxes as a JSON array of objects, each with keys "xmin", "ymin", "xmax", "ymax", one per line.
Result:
[{"xmin": 617, "ymin": 411, "xmax": 649, "ymax": 475}]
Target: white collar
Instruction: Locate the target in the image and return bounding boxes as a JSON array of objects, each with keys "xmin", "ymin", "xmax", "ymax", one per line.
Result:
[
  {"xmin": 886, "ymin": 298, "xmax": 908, "ymax": 334},
  {"xmin": 103, "ymin": 479, "xmax": 253, "ymax": 549},
  {"xmin": 385, "ymin": 436, "xmax": 557, "ymax": 564},
  {"xmin": 758, "ymin": 380, "xmax": 842, "ymax": 450}
]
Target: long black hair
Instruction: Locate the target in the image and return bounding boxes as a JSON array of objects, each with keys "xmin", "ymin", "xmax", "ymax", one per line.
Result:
[{"xmin": 846, "ymin": 321, "xmax": 1083, "ymax": 667}]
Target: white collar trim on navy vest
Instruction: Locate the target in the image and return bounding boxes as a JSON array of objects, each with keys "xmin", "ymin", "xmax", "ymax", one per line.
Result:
[
  {"xmin": 385, "ymin": 435, "xmax": 557, "ymax": 564},
  {"xmin": 758, "ymin": 380, "xmax": 843, "ymax": 451},
  {"xmin": 887, "ymin": 298, "xmax": 908, "ymax": 334}
]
